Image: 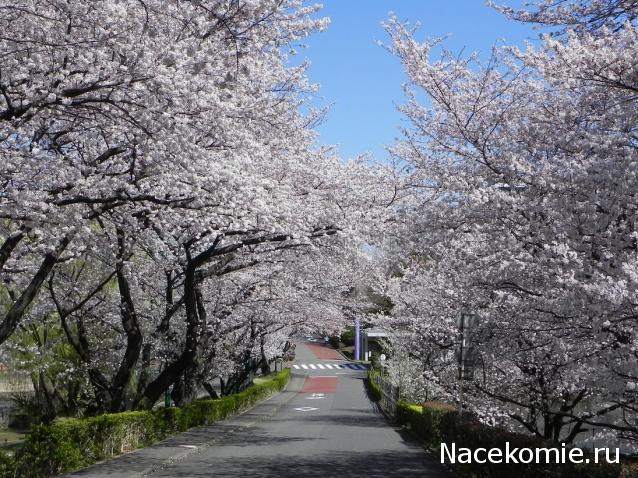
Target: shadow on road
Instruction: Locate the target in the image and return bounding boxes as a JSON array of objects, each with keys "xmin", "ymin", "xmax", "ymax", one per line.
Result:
[
  {"xmin": 269, "ymin": 412, "xmax": 392, "ymax": 429},
  {"xmin": 153, "ymin": 448, "xmax": 450, "ymax": 478}
]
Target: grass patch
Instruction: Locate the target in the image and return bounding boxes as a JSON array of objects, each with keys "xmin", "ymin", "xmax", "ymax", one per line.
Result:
[
  {"xmin": 339, "ymin": 346, "xmax": 354, "ymax": 360},
  {"xmin": 0, "ymin": 429, "xmax": 26, "ymax": 452}
]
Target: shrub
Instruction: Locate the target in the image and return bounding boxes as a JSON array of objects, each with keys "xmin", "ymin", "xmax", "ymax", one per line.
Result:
[
  {"xmin": 8, "ymin": 369, "xmax": 290, "ymax": 478},
  {"xmin": 369, "ymin": 352, "xmax": 381, "ymax": 370},
  {"xmin": 327, "ymin": 336, "xmax": 340, "ymax": 348},
  {"xmin": 340, "ymin": 327, "xmax": 355, "ymax": 347},
  {"xmin": 0, "ymin": 452, "xmax": 14, "ymax": 478},
  {"xmin": 396, "ymin": 401, "xmax": 627, "ymax": 478},
  {"xmin": 366, "ymin": 370, "xmax": 383, "ymax": 403}
]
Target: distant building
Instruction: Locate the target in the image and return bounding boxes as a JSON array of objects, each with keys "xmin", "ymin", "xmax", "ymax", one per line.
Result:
[{"xmin": 361, "ymin": 328, "xmax": 388, "ymax": 360}]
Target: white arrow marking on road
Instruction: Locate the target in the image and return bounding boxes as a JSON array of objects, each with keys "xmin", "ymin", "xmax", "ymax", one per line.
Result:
[{"xmin": 294, "ymin": 407, "xmax": 318, "ymax": 412}]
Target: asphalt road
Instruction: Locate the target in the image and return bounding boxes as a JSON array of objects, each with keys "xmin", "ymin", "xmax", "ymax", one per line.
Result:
[{"xmin": 66, "ymin": 340, "xmax": 451, "ymax": 478}]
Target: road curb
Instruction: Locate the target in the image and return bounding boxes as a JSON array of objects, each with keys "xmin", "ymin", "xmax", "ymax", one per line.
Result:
[
  {"xmin": 61, "ymin": 377, "xmax": 297, "ymax": 478},
  {"xmin": 129, "ymin": 378, "xmax": 302, "ymax": 478},
  {"xmin": 136, "ymin": 377, "xmax": 304, "ymax": 477}
]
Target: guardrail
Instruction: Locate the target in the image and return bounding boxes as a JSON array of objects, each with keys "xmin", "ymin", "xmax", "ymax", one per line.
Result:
[{"xmin": 369, "ymin": 370, "xmax": 400, "ymax": 418}]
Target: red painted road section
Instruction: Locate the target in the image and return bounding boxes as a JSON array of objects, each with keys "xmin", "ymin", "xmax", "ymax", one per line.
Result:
[
  {"xmin": 302, "ymin": 376, "xmax": 338, "ymax": 394},
  {"xmin": 306, "ymin": 343, "xmax": 344, "ymax": 360}
]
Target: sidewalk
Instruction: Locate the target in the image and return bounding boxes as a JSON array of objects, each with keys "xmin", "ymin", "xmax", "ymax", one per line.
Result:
[{"xmin": 62, "ymin": 375, "xmax": 304, "ymax": 478}]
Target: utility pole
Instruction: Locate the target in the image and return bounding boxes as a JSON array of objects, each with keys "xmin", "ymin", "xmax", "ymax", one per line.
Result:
[
  {"xmin": 459, "ymin": 331, "xmax": 465, "ymax": 418},
  {"xmin": 457, "ymin": 312, "xmax": 477, "ymax": 419},
  {"xmin": 354, "ymin": 318, "xmax": 360, "ymax": 361}
]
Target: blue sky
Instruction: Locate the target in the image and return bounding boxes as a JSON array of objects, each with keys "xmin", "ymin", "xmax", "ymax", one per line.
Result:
[{"xmin": 299, "ymin": 1, "xmax": 539, "ymax": 161}]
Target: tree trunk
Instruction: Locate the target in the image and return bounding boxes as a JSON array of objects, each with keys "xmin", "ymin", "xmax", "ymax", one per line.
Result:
[
  {"xmin": 108, "ymin": 229, "xmax": 143, "ymax": 412},
  {"xmin": 202, "ymin": 382, "xmax": 219, "ymax": 399},
  {"xmin": 139, "ymin": 258, "xmax": 201, "ymax": 408},
  {"xmin": 0, "ymin": 234, "xmax": 73, "ymax": 344}
]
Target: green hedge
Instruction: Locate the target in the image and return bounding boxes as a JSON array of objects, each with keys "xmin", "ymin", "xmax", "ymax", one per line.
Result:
[
  {"xmin": 366, "ymin": 369, "xmax": 383, "ymax": 402},
  {"xmin": 5, "ymin": 369, "xmax": 290, "ymax": 478},
  {"xmin": 396, "ymin": 401, "xmax": 628, "ymax": 478}
]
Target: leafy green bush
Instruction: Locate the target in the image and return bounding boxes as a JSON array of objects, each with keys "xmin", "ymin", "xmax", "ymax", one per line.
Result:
[
  {"xmin": 340, "ymin": 327, "xmax": 355, "ymax": 347},
  {"xmin": 327, "ymin": 336, "xmax": 340, "ymax": 348},
  {"xmin": 369, "ymin": 351, "xmax": 382, "ymax": 370},
  {"xmin": 0, "ymin": 451, "xmax": 14, "ymax": 478},
  {"xmin": 366, "ymin": 370, "xmax": 383, "ymax": 403},
  {"xmin": 397, "ymin": 401, "xmax": 625, "ymax": 478},
  {"xmin": 7, "ymin": 369, "xmax": 290, "ymax": 478}
]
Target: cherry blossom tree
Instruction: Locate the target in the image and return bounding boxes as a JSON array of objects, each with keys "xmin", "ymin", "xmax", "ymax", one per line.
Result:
[
  {"xmin": 1, "ymin": 0, "xmax": 390, "ymax": 415},
  {"xmin": 381, "ymin": 0, "xmax": 638, "ymax": 447}
]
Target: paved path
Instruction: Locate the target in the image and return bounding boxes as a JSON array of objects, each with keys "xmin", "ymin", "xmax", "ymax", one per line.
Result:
[{"xmin": 65, "ymin": 340, "xmax": 451, "ymax": 478}]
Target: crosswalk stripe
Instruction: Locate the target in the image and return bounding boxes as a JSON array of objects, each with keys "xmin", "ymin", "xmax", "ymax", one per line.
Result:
[{"xmin": 292, "ymin": 363, "xmax": 368, "ymax": 370}]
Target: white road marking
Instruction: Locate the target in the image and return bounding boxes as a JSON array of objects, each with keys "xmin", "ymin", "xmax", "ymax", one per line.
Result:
[
  {"xmin": 294, "ymin": 407, "xmax": 318, "ymax": 412},
  {"xmin": 293, "ymin": 363, "xmax": 367, "ymax": 370}
]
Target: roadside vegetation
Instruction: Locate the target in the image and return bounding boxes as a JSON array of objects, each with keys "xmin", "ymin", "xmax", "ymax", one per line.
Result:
[{"xmin": 0, "ymin": 370, "xmax": 289, "ymax": 477}]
